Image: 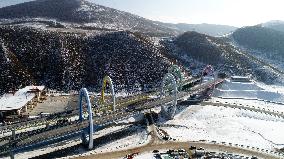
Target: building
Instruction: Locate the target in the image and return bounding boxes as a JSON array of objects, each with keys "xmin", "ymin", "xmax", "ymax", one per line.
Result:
[
  {"xmin": 231, "ymin": 76, "xmax": 251, "ymax": 82},
  {"xmin": 0, "ymin": 86, "xmax": 45, "ymax": 119}
]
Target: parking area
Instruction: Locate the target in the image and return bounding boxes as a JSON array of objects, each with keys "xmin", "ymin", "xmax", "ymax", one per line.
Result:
[
  {"xmin": 27, "ymin": 95, "xmax": 79, "ymax": 116},
  {"xmin": 152, "ymin": 147, "xmax": 258, "ymax": 159}
]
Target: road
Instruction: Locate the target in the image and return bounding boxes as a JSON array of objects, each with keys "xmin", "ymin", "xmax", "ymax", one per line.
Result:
[
  {"xmin": 6, "ymin": 78, "xmax": 281, "ymax": 159},
  {"xmin": 75, "ymin": 123, "xmax": 283, "ymax": 159},
  {"xmin": 77, "ymin": 142, "xmax": 282, "ymax": 159},
  {"xmin": 0, "ymin": 92, "xmax": 155, "ymax": 136},
  {"xmin": 0, "ymin": 78, "xmax": 224, "ymax": 156},
  {"xmin": 0, "ymin": 77, "xmax": 202, "ymax": 134}
]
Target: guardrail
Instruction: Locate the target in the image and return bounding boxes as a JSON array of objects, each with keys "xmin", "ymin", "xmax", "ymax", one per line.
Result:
[
  {"xmin": 201, "ymin": 140, "xmax": 284, "ymax": 158},
  {"xmin": 201, "ymin": 101, "xmax": 284, "ymax": 119},
  {"xmin": 215, "ymin": 96, "xmax": 284, "ymax": 106}
]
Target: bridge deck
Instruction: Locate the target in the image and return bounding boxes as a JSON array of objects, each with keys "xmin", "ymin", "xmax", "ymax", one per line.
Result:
[{"xmin": 0, "ymin": 78, "xmax": 224, "ymax": 156}]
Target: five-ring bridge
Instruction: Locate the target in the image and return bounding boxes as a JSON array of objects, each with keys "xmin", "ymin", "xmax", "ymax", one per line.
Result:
[{"xmin": 0, "ymin": 65, "xmax": 222, "ymax": 157}]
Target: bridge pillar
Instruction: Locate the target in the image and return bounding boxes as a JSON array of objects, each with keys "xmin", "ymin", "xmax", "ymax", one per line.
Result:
[
  {"xmin": 201, "ymin": 65, "xmax": 214, "ymax": 83},
  {"xmin": 9, "ymin": 129, "xmax": 15, "ymax": 159},
  {"xmin": 168, "ymin": 65, "xmax": 183, "ymax": 90},
  {"xmin": 79, "ymin": 88, "xmax": 94, "ymax": 150},
  {"xmin": 160, "ymin": 73, "xmax": 178, "ymax": 119}
]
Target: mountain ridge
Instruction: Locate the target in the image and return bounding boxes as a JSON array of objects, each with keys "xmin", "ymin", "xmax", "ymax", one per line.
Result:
[
  {"xmin": 0, "ymin": 25, "xmax": 173, "ymax": 94},
  {"xmin": 0, "ymin": 0, "xmax": 239, "ymax": 37},
  {"xmin": 160, "ymin": 22, "xmax": 237, "ymax": 36},
  {"xmin": 0, "ymin": 0, "xmax": 177, "ymax": 36},
  {"xmin": 0, "ymin": 0, "xmax": 283, "ymax": 95},
  {"xmin": 232, "ymin": 25, "xmax": 284, "ymax": 72},
  {"xmin": 262, "ymin": 20, "xmax": 284, "ymax": 33},
  {"xmin": 161, "ymin": 31, "xmax": 284, "ymax": 84},
  {"xmin": 232, "ymin": 25, "xmax": 284, "ymax": 57}
]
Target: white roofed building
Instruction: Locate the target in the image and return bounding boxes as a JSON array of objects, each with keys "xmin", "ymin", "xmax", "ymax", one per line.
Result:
[{"xmin": 0, "ymin": 86, "xmax": 45, "ymax": 118}]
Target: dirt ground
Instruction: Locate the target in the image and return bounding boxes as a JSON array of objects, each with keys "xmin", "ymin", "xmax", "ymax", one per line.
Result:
[{"xmin": 27, "ymin": 95, "xmax": 79, "ymax": 116}]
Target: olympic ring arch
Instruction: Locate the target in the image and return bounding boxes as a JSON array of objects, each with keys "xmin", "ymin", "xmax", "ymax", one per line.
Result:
[
  {"xmin": 202, "ymin": 65, "xmax": 214, "ymax": 76},
  {"xmin": 201, "ymin": 65, "xmax": 215, "ymax": 84},
  {"xmin": 79, "ymin": 88, "xmax": 94, "ymax": 149},
  {"xmin": 160, "ymin": 73, "xmax": 178, "ymax": 119},
  {"xmin": 168, "ymin": 65, "xmax": 183, "ymax": 87},
  {"xmin": 100, "ymin": 76, "xmax": 116, "ymax": 111}
]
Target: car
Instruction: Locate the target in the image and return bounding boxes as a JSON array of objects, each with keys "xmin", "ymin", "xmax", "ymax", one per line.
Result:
[
  {"xmin": 39, "ymin": 112, "xmax": 50, "ymax": 117},
  {"xmin": 153, "ymin": 154, "xmax": 162, "ymax": 159},
  {"xmin": 178, "ymin": 149, "xmax": 186, "ymax": 152},
  {"xmin": 189, "ymin": 146, "xmax": 196, "ymax": 150}
]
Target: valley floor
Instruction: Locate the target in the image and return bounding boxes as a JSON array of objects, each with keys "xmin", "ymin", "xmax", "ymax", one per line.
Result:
[
  {"xmin": 71, "ymin": 80, "xmax": 284, "ymax": 159},
  {"xmin": 8, "ymin": 79, "xmax": 284, "ymax": 159}
]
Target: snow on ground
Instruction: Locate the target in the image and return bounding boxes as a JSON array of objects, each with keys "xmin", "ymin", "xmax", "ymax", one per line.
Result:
[
  {"xmin": 159, "ymin": 78, "xmax": 284, "ymax": 151},
  {"xmin": 257, "ymin": 82, "xmax": 284, "ymax": 95},
  {"xmin": 63, "ymin": 125, "xmax": 149, "ymax": 159},
  {"xmin": 162, "ymin": 105, "xmax": 284, "ymax": 150},
  {"xmin": 5, "ymin": 77, "xmax": 284, "ymax": 158},
  {"xmin": 211, "ymin": 78, "xmax": 284, "ymax": 113},
  {"xmin": 213, "ymin": 79, "xmax": 284, "ymax": 103},
  {"xmin": 89, "ymin": 126, "xmax": 148, "ymax": 153},
  {"xmin": 210, "ymin": 97, "xmax": 284, "ymax": 113}
]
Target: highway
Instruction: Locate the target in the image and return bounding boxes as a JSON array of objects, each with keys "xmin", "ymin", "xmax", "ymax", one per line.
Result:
[
  {"xmin": 4, "ymin": 77, "xmax": 282, "ymax": 159},
  {"xmin": 0, "ymin": 77, "xmax": 202, "ymax": 134},
  {"xmin": 0, "ymin": 92, "xmax": 154, "ymax": 134},
  {"xmin": 0, "ymin": 77, "xmax": 223, "ymax": 156}
]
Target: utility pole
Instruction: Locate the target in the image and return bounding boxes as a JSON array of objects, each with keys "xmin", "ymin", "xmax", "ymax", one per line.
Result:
[{"xmin": 9, "ymin": 129, "xmax": 15, "ymax": 159}]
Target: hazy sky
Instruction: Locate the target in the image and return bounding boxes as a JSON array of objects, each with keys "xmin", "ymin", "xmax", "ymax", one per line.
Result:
[{"xmin": 1, "ymin": 0, "xmax": 284, "ymax": 27}]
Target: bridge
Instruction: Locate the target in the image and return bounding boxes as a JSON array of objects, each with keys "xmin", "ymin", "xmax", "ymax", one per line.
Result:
[{"xmin": 0, "ymin": 65, "xmax": 223, "ymax": 158}]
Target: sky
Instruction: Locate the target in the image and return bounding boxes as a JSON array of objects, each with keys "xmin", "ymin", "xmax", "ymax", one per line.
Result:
[{"xmin": 1, "ymin": 0, "xmax": 284, "ymax": 27}]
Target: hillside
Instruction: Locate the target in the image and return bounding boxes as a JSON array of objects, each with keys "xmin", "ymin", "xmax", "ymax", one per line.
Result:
[
  {"xmin": 0, "ymin": 0, "xmax": 176, "ymax": 36},
  {"xmin": 233, "ymin": 25, "xmax": 284, "ymax": 54},
  {"xmin": 262, "ymin": 20, "xmax": 284, "ymax": 33},
  {"xmin": 161, "ymin": 31, "xmax": 283, "ymax": 84},
  {"xmin": 1, "ymin": 0, "xmax": 283, "ymax": 95},
  {"xmin": 0, "ymin": 41, "xmax": 32, "ymax": 94},
  {"xmin": 232, "ymin": 25, "xmax": 284, "ymax": 70},
  {"xmin": 0, "ymin": 26, "xmax": 171, "ymax": 94}
]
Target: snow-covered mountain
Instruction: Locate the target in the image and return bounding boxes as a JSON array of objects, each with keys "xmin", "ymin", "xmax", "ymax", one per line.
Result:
[
  {"xmin": 157, "ymin": 22, "xmax": 238, "ymax": 37},
  {"xmin": 262, "ymin": 20, "xmax": 284, "ymax": 33},
  {"xmin": 232, "ymin": 25, "xmax": 284, "ymax": 71},
  {"xmin": 0, "ymin": 25, "xmax": 174, "ymax": 94},
  {"xmin": 0, "ymin": 0, "xmax": 180, "ymax": 94},
  {"xmin": 0, "ymin": 0, "xmax": 283, "ymax": 95},
  {"xmin": 0, "ymin": 0, "xmax": 239, "ymax": 37},
  {"xmin": 0, "ymin": 0, "xmax": 177, "ymax": 36},
  {"xmin": 162, "ymin": 31, "xmax": 284, "ymax": 84}
]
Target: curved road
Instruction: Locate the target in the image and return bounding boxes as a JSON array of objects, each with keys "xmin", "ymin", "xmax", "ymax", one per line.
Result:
[
  {"xmin": 75, "ymin": 141, "xmax": 283, "ymax": 159},
  {"xmin": 75, "ymin": 123, "xmax": 283, "ymax": 159}
]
